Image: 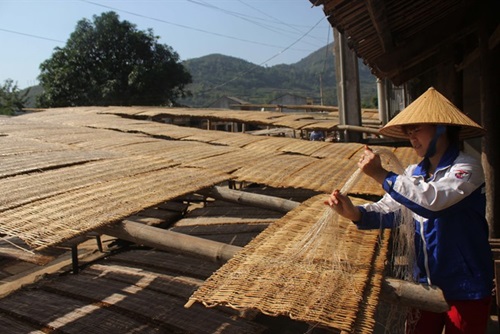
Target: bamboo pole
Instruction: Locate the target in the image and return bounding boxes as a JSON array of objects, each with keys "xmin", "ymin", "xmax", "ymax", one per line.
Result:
[
  {"xmin": 335, "ymin": 124, "xmax": 381, "ymax": 136},
  {"xmin": 101, "ymin": 220, "xmax": 449, "ymax": 312},
  {"xmin": 198, "ymin": 186, "xmax": 300, "ymax": 213},
  {"xmin": 381, "ymin": 278, "xmax": 449, "ymax": 313},
  {"xmin": 100, "ymin": 220, "xmax": 241, "ymax": 264}
]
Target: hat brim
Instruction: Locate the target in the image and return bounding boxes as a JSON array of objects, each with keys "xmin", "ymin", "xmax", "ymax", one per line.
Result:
[
  {"xmin": 379, "ymin": 87, "xmax": 485, "ymax": 140},
  {"xmin": 379, "ymin": 122, "xmax": 486, "ymax": 140}
]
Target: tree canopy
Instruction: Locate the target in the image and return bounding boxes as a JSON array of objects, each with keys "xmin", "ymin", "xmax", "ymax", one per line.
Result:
[
  {"xmin": 37, "ymin": 11, "xmax": 192, "ymax": 108},
  {"xmin": 0, "ymin": 79, "xmax": 30, "ymax": 115}
]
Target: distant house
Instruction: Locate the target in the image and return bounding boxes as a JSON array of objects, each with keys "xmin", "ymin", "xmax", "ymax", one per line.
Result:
[
  {"xmin": 268, "ymin": 94, "xmax": 312, "ymax": 112},
  {"xmin": 207, "ymin": 96, "xmax": 250, "ymax": 109}
]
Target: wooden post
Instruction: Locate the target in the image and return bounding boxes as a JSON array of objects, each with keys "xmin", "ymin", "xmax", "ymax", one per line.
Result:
[
  {"xmin": 71, "ymin": 245, "xmax": 79, "ymax": 274},
  {"xmin": 377, "ymin": 78, "xmax": 389, "ymax": 125},
  {"xmin": 198, "ymin": 186, "xmax": 300, "ymax": 213},
  {"xmin": 101, "ymin": 220, "xmax": 449, "ymax": 313},
  {"xmin": 381, "ymin": 278, "xmax": 449, "ymax": 313},
  {"xmin": 100, "ymin": 220, "xmax": 241, "ymax": 264},
  {"xmin": 334, "ymin": 28, "xmax": 362, "ymax": 143},
  {"xmin": 479, "ymin": 22, "xmax": 500, "ymax": 237},
  {"xmin": 335, "ymin": 125, "xmax": 381, "ymax": 136},
  {"xmin": 495, "ymin": 261, "xmax": 500, "ymax": 317}
]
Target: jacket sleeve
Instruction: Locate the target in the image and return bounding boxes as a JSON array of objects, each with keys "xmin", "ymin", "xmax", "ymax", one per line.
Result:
[
  {"xmin": 355, "ymin": 193, "xmax": 402, "ymax": 230},
  {"xmin": 382, "ymin": 158, "xmax": 485, "ymax": 219}
]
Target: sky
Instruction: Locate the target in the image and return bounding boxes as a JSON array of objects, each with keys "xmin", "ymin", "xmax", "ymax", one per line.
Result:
[{"xmin": 0, "ymin": 0, "xmax": 331, "ymax": 89}]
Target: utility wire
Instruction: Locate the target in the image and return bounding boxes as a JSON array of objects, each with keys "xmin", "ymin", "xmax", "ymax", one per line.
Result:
[
  {"xmin": 186, "ymin": 0, "xmax": 288, "ymax": 33},
  {"xmin": 237, "ymin": 0, "xmax": 325, "ymax": 45},
  {"xmin": 1, "ymin": 2, "xmax": 327, "ymax": 102},
  {"xmin": 321, "ymin": 26, "xmax": 331, "ymax": 75},
  {"xmin": 188, "ymin": 0, "xmax": 323, "ymax": 48},
  {"xmin": 1, "ymin": 1, "xmax": 323, "ymax": 55},
  {"xmin": 199, "ymin": 15, "xmax": 325, "ymax": 93},
  {"xmin": 80, "ymin": 0, "xmax": 313, "ymax": 51},
  {"xmin": 0, "ymin": 28, "xmax": 65, "ymax": 44}
]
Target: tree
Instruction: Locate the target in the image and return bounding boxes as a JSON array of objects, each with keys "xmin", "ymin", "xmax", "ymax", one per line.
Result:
[
  {"xmin": 0, "ymin": 79, "xmax": 30, "ymax": 115},
  {"xmin": 37, "ymin": 11, "xmax": 192, "ymax": 108}
]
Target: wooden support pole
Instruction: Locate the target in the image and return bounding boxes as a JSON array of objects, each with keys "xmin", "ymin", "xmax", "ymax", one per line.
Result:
[
  {"xmin": 494, "ymin": 261, "xmax": 500, "ymax": 317},
  {"xmin": 335, "ymin": 125, "xmax": 381, "ymax": 136},
  {"xmin": 381, "ymin": 277, "xmax": 449, "ymax": 313},
  {"xmin": 334, "ymin": 28, "xmax": 362, "ymax": 143},
  {"xmin": 71, "ymin": 245, "xmax": 79, "ymax": 274},
  {"xmin": 101, "ymin": 220, "xmax": 448, "ymax": 312},
  {"xmin": 198, "ymin": 186, "xmax": 300, "ymax": 213},
  {"xmin": 99, "ymin": 220, "xmax": 241, "ymax": 264},
  {"xmin": 479, "ymin": 20, "xmax": 500, "ymax": 237}
]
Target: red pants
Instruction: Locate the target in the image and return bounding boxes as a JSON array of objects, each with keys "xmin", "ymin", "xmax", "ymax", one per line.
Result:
[{"xmin": 407, "ymin": 297, "xmax": 492, "ymax": 334}]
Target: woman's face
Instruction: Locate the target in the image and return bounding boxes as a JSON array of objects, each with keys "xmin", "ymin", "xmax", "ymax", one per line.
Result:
[{"xmin": 404, "ymin": 124, "xmax": 437, "ymax": 157}]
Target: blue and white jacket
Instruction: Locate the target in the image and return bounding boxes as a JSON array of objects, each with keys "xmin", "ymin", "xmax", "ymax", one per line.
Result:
[{"xmin": 355, "ymin": 145, "xmax": 493, "ymax": 301}]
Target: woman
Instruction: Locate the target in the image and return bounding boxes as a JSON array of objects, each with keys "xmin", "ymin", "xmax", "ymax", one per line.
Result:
[{"xmin": 326, "ymin": 87, "xmax": 493, "ymax": 333}]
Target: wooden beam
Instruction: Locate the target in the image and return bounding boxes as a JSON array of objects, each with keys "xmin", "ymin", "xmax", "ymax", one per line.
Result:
[
  {"xmin": 101, "ymin": 220, "xmax": 449, "ymax": 313},
  {"xmin": 231, "ymin": 104, "xmax": 340, "ymax": 112},
  {"xmin": 197, "ymin": 186, "xmax": 300, "ymax": 213},
  {"xmin": 489, "ymin": 23, "xmax": 500, "ymax": 49},
  {"xmin": 381, "ymin": 278, "xmax": 449, "ymax": 313},
  {"xmin": 335, "ymin": 28, "xmax": 362, "ymax": 142},
  {"xmin": 365, "ymin": 0, "xmax": 393, "ymax": 53},
  {"xmin": 495, "ymin": 261, "xmax": 500, "ymax": 310},
  {"xmin": 373, "ymin": 4, "xmax": 478, "ymax": 80},
  {"xmin": 335, "ymin": 124, "xmax": 381, "ymax": 136},
  {"xmin": 100, "ymin": 220, "xmax": 241, "ymax": 264},
  {"xmin": 479, "ymin": 20, "xmax": 500, "ymax": 237}
]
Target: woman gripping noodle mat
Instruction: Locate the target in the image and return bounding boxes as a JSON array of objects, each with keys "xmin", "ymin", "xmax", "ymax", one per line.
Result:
[{"xmin": 326, "ymin": 87, "xmax": 493, "ymax": 334}]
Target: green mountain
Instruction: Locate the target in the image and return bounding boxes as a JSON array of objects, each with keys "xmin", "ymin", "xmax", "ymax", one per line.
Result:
[
  {"xmin": 23, "ymin": 43, "xmax": 378, "ymax": 109},
  {"xmin": 179, "ymin": 43, "xmax": 378, "ymax": 108}
]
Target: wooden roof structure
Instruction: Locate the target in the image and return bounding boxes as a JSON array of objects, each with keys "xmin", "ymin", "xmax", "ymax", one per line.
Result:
[{"xmin": 311, "ymin": 0, "xmax": 499, "ymax": 85}]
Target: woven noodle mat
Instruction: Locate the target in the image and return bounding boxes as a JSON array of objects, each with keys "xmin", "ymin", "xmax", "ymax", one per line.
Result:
[
  {"xmin": 187, "ymin": 195, "xmax": 390, "ymax": 333},
  {"xmin": 0, "ymin": 167, "xmax": 231, "ymax": 250},
  {"xmin": 0, "ymin": 156, "xmax": 177, "ymax": 212},
  {"xmin": 231, "ymin": 153, "xmax": 318, "ymax": 187}
]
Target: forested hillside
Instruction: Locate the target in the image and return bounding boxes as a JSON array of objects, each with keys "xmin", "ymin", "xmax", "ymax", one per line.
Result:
[{"xmin": 179, "ymin": 43, "xmax": 378, "ymax": 108}]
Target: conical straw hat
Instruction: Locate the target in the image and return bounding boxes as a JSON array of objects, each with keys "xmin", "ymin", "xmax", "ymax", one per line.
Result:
[{"xmin": 379, "ymin": 87, "xmax": 485, "ymax": 139}]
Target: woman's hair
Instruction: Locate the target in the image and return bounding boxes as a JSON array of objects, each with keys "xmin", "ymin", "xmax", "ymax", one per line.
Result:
[{"xmin": 446, "ymin": 125, "xmax": 461, "ymax": 145}]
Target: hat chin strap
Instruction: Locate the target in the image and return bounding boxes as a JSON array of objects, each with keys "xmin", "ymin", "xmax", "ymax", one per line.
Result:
[{"xmin": 425, "ymin": 125, "xmax": 446, "ymax": 158}]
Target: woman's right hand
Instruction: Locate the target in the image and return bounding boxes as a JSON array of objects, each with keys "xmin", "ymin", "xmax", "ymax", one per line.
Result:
[
  {"xmin": 325, "ymin": 189, "xmax": 362, "ymax": 221},
  {"xmin": 358, "ymin": 146, "xmax": 388, "ymax": 185}
]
